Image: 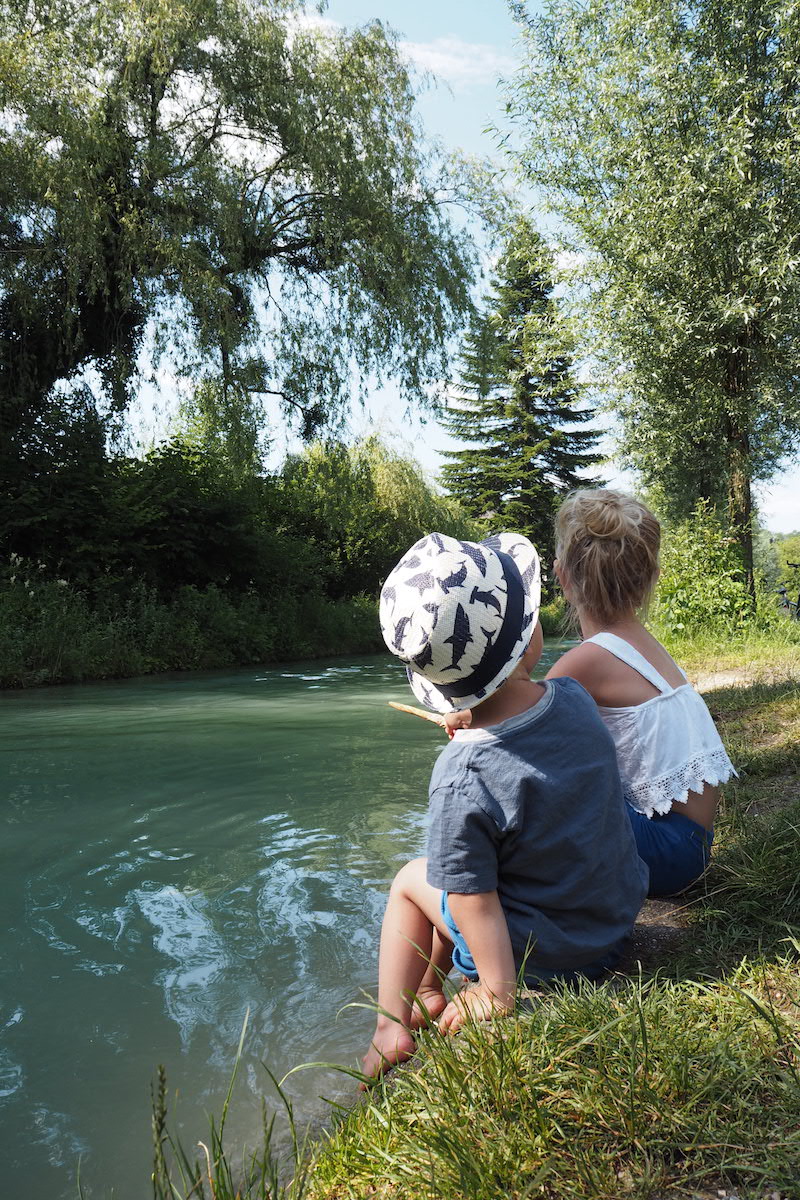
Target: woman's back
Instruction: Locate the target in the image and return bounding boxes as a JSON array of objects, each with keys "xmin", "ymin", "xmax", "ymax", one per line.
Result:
[{"xmin": 548, "ymin": 624, "xmax": 726, "ymax": 830}]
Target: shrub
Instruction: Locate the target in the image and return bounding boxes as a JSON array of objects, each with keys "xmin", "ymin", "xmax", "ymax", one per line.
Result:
[
  {"xmin": 652, "ymin": 503, "xmax": 752, "ymax": 637},
  {"xmin": 0, "ymin": 568, "xmax": 382, "ymax": 688}
]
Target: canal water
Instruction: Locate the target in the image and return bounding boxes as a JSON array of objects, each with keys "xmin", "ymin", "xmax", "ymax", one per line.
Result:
[{"xmin": 0, "ymin": 642, "xmax": 571, "ymax": 1199}]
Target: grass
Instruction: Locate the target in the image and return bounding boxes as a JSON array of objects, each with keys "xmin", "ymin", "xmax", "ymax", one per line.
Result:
[
  {"xmin": 306, "ymin": 966, "xmax": 800, "ymax": 1200},
  {"xmin": 147, "ymin": 649, "xmax": 800, "ymax": 1200},
  {"xmin": 654, "ymin": 621, "xmax": 800, "ymax": 682}
]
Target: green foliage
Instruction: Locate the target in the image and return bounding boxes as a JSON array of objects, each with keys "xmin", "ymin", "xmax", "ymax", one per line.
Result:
[
  {"xmin": 440, "ymin": 217, "xmax": 602, "ymax": 567},
  {"xmin": 0, "ymin": 567, "xmax": 382, "ymax": 688},
  {"xmin": 281, "ymin": 436, "xmax": 480, "ymax": 599},
  {"xmin": 0, "ymin": 433, "xmax": 478, "ymax": 686},
  {"xmin": 652, "ymin": 503, "xmax": 753, "ymax": 636},
  {"xmin": 0, "ymin": 0, "xmax": 479, "ymax": 465},
  {"xmin": 538, "ymin": 596, "xmax": 567, "ymax": 637},
  {"xmin": 508, "ymin": 0, "xmax": 800, "ymax": 585},
  {"xmin": 179, "ymin": 376, "xmax": 266, "ymax": 482},
  {"xmin": 774, "ymin": 532, "xmax": 800, "ymax": 589}
]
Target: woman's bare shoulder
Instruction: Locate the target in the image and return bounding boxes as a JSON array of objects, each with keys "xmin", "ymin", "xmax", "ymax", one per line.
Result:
[{"xmin": 545, "ymin": 641, "xmax": 606, "ymax": 686}]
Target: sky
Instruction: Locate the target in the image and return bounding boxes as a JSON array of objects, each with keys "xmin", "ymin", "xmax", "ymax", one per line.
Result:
[{"xmin": 313, "ymin": 0, "xmax": 799, "ymax": 534}]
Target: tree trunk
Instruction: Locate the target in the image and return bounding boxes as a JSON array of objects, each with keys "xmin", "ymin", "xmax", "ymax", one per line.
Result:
[
  {"xmin": 727, "ymin": 431, "xmax": 755, "ymax": 602},
  {"xmin": 723, "ymin": 340, "xmax": 756, "ymax": 604}
]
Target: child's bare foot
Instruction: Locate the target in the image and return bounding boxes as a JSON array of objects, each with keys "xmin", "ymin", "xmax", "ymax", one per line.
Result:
[
  {"xmin": 360, "ymin": 1024, "xmax": 416, "ymax": 1088},
  {"xmin": 410, "ymin": 985, "xmax": 448, "ymax": 1029}
]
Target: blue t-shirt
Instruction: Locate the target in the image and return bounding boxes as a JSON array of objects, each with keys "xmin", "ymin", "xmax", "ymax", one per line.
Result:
[{"xmin": 426, "ymin": 677, "xmax": 648, "ymax": 971}]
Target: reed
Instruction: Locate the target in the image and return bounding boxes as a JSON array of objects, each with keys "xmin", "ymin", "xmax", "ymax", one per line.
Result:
[{"xmin": 146, "ymin": 1013, "xmax": 312, "ymax": 1200}]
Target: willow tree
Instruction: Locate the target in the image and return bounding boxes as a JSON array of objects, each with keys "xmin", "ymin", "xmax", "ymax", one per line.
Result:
[
  {"xmin": 440, "ymin": 220, "xmax": 602, "ymax": 562},
  {"xmin": 508, "ymin": 0, "xmax": 800, "ymax": 591},
  {"xmin": 0, "ymin": 0, "xmax": 478, "ymax": 480}
]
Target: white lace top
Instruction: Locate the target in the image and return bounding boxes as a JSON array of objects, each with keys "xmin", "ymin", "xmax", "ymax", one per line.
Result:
[{"xmin": 585, "ymin": 632, "xmax": 737, "ymax": 819}]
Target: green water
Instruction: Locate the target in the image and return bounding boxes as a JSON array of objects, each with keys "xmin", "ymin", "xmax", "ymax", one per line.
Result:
[{"xmin": 0, "ymin": 643, "xmax": 571, "ymax": 1199}]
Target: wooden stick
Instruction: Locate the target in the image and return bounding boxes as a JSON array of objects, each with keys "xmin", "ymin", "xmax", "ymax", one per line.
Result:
[{"xmin": 388, "ymin": 700, "xmax": 445, "ymax": 727}]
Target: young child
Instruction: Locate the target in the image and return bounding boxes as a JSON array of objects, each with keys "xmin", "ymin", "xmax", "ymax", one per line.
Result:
[
  {"xmin": 545, "ymin": 489, "xmax": 736, "ymax": 897},
  {"xmin": 363, "ymin": 530, "xmax": 648, "ymax": 1081}
]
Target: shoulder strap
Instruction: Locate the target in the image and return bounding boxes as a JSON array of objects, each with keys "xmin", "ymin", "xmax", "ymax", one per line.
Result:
[{"xmin": 584, "ymin": 632, "xmax": 672, "ymax": 694}]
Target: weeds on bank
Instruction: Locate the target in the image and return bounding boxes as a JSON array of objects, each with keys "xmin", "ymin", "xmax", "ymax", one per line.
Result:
[
  {"xmin": 148, "ymin": 1014, "xmax": 311, "ymax": 1200},
  {"xmin": 307, "ymin": 966, "xmax": 800, "ymax": 1200},
  {"xmin": 0, "ymin": 578, "xmax": 382, "ymax": 688}
]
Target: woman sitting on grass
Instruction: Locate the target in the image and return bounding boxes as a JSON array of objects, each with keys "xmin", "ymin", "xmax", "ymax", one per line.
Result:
[
  {"xmin": 363, "ymin": 530, "xmax": 648, "ymax": 1081},
  {"xmin": 449, "ymin": 492, "xmax": 737, "ymax": 895},
  {"xmin": 545, "ymin": 489, "xmax": 737, "ymax": 897}
]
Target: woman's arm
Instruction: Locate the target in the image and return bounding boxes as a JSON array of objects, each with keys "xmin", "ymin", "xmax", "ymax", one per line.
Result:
[{"xmin": 437, "ymin": 890, "xmax": 516, "ymax": 1032}]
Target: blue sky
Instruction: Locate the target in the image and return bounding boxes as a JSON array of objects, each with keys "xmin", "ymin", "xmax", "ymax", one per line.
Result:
[{"xmin": 316, "ymin": 0, "xmax": 798, "ymax": 533}]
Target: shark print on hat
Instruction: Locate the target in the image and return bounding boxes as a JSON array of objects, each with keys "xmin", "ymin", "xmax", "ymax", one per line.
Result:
[
  {"xmin": 406, "ymin": 571, "xmax": 435, "ymax": 594},
  {"xmin": 458, "ymin": 542, "xmax": 488, "ymax": 575},
  {"xmin": 443, "ymin": 603, "xmax": 473, "ymax": 670},
  {"xmin": 469, "ymin": 585, "xmax": 502, "ymax": 615},
  {"xmin": 437, "ymin": 561, "xmax": 468, "ymax": 593}
]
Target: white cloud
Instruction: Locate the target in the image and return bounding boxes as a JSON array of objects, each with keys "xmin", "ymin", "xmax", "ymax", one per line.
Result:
[
  {"xmin": 288, "ymin": 11, "xmax": 341, "ymax": 36},
  {"xmin": 399, "ymin": 36, "xmax": 517, "ymax": 92}
]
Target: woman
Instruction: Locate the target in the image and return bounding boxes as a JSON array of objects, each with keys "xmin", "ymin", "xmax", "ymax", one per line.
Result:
[{"xmin": 545, "ymin": 489, "xmax": 736, "ymax": 897}]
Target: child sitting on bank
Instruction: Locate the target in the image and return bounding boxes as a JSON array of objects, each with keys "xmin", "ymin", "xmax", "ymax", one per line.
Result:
[{"xmin": 363, "ymin": 530, "xmax": 648, "ymax": 1081}]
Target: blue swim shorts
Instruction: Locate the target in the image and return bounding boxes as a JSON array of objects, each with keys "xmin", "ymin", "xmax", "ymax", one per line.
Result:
[
  {"xmin": 626, "ymin": 804, "xmax": 713, "ymax": 898},
  {"xmin": 439, "ymin": 892, "xmax": 625, "ymax": 986}
]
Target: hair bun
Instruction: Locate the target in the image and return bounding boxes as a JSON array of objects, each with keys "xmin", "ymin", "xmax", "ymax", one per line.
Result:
[
  {"xmin": 554, "ymin": 487, "xmax": 661, "ymax": 623},
  {"xmin": 582, "ymin": 496, "xmax": 630, "ymax": 540}
]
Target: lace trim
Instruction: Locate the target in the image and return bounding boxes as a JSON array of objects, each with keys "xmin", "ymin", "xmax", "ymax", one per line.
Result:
[{"xmin": 624, "ymin": 747, "xmax": 737, "ymax": 818}]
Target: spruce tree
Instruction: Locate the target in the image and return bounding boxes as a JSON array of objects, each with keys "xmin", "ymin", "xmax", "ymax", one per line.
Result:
[{"xmin": 440, "ymin": 221, "xmax": 602, "ymax": 567}]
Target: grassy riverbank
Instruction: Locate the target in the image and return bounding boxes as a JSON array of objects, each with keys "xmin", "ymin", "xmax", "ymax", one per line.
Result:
[
  {"xmin": 0, "ymin": 580, "xmax": 384, "ymax": 688},
  {"xmin": 151, "ymin": 645, "xmax": 800, "ymax": 1200}
]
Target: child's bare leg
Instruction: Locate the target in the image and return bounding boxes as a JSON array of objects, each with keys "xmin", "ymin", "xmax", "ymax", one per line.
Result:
[
  {"xmin": 410, "ymin": 927, "xmax": 452, "ymax": 1029},
  {"xmin": 362, "ymin": 857, "xmax": 453, "ymax": 1082}
]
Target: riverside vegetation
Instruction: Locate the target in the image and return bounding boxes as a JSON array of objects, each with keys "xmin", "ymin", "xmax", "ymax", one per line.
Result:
[
  {"xmin": 146, "ymin": 513, "xmax": 800, "ymax": 1200},
  {"xmin": 0, "ymin": 437, "xmax": 480, "ymax": 688}
]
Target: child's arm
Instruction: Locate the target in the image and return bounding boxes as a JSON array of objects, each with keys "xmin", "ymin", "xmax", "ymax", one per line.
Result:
[{"xmin": 437, "ymin": 890, "xmax": 516, "ymax": 1033}]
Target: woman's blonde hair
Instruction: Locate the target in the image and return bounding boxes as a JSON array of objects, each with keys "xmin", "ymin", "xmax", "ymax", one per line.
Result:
[{"xmin": 555, "ymin": 489, "xmax": 661, "ymax": 623}]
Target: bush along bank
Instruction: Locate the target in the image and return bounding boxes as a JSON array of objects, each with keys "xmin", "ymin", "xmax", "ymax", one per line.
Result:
[
  {"xmin": 149, "ymin": 661, "xmax": 800, "ymax": 1200},
  {"xmin": 0, "ymin": 436, "xmax": 479, "ymax": 688},
  {"xmin": 0, "ymin": 584, "xmax": 570, "ymax": 689},
  {"xmin": 0, "ymin": 575, "xmax": 384, "ymax": 689}
]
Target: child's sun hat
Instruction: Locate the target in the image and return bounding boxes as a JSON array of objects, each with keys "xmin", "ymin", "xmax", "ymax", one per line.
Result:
[{"xmin": 379, "ymin": 532, "xmax": 541, "ymax": 713}]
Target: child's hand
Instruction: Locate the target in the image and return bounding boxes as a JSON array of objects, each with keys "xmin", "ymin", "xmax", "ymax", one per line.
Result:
[
  {"xmin": 437, "ymin": 982, "xmax": 514, "ymax": 1033},
  {"xmin": 442, "ymin": 708, "xmax": 472, "ymax": 740}
]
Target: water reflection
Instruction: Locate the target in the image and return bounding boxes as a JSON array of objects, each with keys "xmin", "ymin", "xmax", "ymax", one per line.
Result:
[{"xmin": 0, "ymin": 643, "xmax": 573, "ymax": 1199}]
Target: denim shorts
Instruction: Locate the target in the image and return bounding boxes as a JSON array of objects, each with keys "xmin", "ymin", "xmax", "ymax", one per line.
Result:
[
  {"xmin": 439, "ymin": 891, "xmax": 625, "ymax": 986},
  {"xmin": 626, "ymin": 803, "xmax": 713, "ymax": 898}
]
